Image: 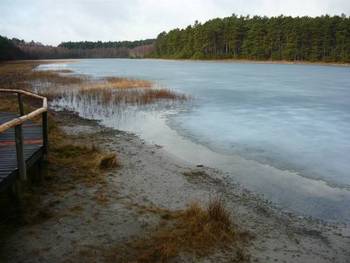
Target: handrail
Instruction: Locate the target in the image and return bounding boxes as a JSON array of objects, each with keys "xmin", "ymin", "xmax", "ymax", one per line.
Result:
[
  {"xmin": 0, "ymin": 89, "xmax": 48, "ymax": 182},
  {"xmin": 0, "ymin": 89, "xmax": 47, "ymax": 133}
]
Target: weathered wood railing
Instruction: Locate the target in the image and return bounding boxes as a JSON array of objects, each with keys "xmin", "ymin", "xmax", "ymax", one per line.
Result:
[{"xmin": 0, "ymin": 89, "xmax": 48, "ymax": 182}]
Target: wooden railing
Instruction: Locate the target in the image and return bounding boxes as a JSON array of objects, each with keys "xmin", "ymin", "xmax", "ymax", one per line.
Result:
[{"xmin": 0, "ymin": 89, "xmax": 48, "ymax": 182}]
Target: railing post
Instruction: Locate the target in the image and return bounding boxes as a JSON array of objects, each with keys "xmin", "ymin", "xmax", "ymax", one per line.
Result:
[
  {"xmin": 17, "ymin": 93, "xmax": 24, "ymax": 116},
  {"xmin": 42, "ymin": 111, "xmax": 48, "ymax": 159},
  {"xmin": 14, "ymin": 124, "xmax": 27, "ymax": 181}
]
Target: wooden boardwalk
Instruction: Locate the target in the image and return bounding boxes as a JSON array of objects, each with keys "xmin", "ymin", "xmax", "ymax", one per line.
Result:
[
  {"xmin": 0, "ymin": 112, "xmax": 44, "ymax": 191},
  {"xmin": 0, "ymin": 89, "xmax": 48, "ymax": 194}
]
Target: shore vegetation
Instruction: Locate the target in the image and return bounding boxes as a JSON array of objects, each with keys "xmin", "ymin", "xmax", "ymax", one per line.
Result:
[{"xmin": 106, "ymin": 198, "xmax": 250, "ymax": 262}]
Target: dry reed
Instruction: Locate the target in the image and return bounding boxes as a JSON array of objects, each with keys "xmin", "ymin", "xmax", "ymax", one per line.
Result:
[{"xmin": 105, "ymin": 77, "xmax": 152, "ymax": 89}]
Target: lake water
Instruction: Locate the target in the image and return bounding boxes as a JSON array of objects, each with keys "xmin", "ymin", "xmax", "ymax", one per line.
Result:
[{"xmin": 38, "ymin": 59, "xmax": 350, "ymax": 223}]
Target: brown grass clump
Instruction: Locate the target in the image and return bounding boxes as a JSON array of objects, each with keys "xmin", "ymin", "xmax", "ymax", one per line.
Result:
[
  {"xmin": 108, "ymin": 199, "xmax": 249, "ymax": 263},
  {"xmin": 99, "ymin": 153, "xmax": 119, "ymax": 169},
  {"xmin": 207, "ymin": 198, "xmax": 232, "ymax": 227},
  {"xmin": 43, "ymin": 123, "xmax": 120, "ymax": 192},
  {"xmin": 49, "ymin": 138, "xmax": 119, "ymax": 174},
  {"xmin": 50, "ymin": 143, "xmax": 100, "ymax": 167},
  {"xmin": 47, "ymin": 115, "xmax": 119, "ymax": 179},
  {"xmin": 140, "ymin": 89, "xmax": 187, "ymax": 104},
  {"xmin": 105, "ymin": 77, "xmax": 152, "ymax": 89}
]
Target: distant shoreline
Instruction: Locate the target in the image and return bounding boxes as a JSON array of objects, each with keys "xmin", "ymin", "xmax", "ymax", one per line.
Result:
[
  {"xmin": 10, "ymin": 57, "xmax": 349, "ymax": 67},
  {"xmin": 147, "ymin": 57, "xmax": 350, "ymax": 67}
]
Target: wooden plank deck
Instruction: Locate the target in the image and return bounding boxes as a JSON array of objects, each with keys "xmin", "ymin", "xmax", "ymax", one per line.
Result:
[{"xmin": 0, "ymin": 112, "xmax": 43, "ymax": 191}]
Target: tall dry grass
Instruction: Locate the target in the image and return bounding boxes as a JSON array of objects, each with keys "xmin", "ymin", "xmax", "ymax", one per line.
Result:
[
  {"xmin": 76, "ymin": 85, "xmax": 187, "ymax": 106},
  {"xmin": 105, "ymin": 77, "xmax": 152, "ymax": 89},
  {"xmin": 106, "ymin": 198, "xmax": 250, "ymax": 263}
]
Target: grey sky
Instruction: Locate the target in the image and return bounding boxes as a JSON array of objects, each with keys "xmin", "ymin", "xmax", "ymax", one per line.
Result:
[{"xmin": 1, "ymin": 0, "xmax": 349, "ymax": 45}]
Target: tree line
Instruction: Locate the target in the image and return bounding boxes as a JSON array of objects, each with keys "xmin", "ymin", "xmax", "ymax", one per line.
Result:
[
  {"xmin": 0, "ymin": 37, "xmax": 155, "ymax": 60},
  {"xmin": 0, "ymin": 36, "xmax": 25, "ymax": 60},
  {"xmin": 151, "ymin": 14, "xmax": 350, "ymax": 62},
  {"xmin": 58, "ymin": 39, "xmax": 154, "ymax": 49},
  {"xmin": 2, "ymin": 14, "xmax": 350, "ymax": 62}
]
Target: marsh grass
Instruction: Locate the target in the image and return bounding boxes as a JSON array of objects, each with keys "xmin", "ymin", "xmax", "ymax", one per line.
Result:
[{"xmin": 1, "ymin": 61, "xmax": 188, "ymax": 120}]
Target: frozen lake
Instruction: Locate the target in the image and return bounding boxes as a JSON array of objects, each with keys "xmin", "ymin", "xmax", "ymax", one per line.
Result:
[{"xmin": 39, "ymin": 59, "xmax": 350, "ymax": 222}]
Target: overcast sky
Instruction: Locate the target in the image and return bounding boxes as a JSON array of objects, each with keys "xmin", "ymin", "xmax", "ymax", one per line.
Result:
[{"xmin": 0, "ymin": 0, "xmax": 349, "ymax": 46}]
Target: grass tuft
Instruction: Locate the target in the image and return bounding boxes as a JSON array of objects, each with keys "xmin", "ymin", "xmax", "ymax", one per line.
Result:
[
  {"xmin": 50, "ymin": 140, "xmax": 118, "ymax": 174},
  {"xmin": 99, "ymin": 153, "xmax": 119, "ymax": 169},
  {"xmin": 207, "ymin": 197, "xmax": 232, "ymax": 228},
  {"xmin": 47, "ymin": 117, "xmax": 120, "ymax": 180},
  {"xmin": 107, "ymin": 199, "xmax": 250, "ymax": 262}
]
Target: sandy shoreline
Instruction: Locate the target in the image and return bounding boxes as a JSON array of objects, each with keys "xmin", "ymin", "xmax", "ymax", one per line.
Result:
[{"xmin": 1, "ymin": 110, "xmax": 349, "ymax": 262}]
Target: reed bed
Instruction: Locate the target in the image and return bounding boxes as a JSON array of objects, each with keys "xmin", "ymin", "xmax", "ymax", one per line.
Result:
[
  {"xmin": 34, "ymin": 74, "xmax": 187, "ymax": 110},
  {"xmin": 76, "ymin": 85, "xmax": 187, "ymax": 106},
  {"xmin": 0, "ymin": 62, "xmax": 188, "ymax": 110},
  {"xmin": 1, "ymin": 62, "xmax": 188, "ymax": 127}
]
